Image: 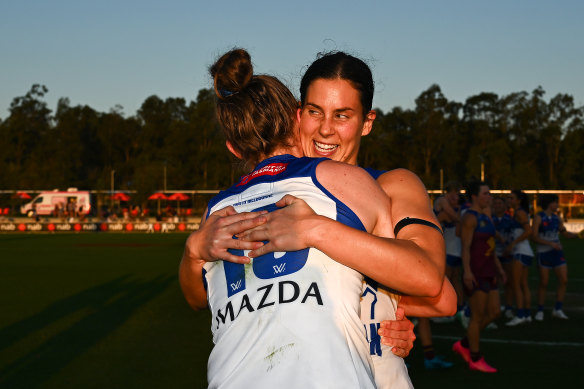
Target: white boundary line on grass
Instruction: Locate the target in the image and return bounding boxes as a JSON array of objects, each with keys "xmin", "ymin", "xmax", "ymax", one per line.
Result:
[{"xmin": 434, "ymin": 335, "xmax": 584, "ymax": 347}]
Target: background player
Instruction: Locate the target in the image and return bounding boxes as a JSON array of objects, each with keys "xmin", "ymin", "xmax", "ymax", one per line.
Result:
[
  {"xmin": 504, "ymin": 189, "xmax": 534, "ymax": 326},
  {"xmin": 532, "ymin": 193, "xmax": 582, "ymax": 320},
  {"xmin": 453, "ymin": 181, "xmax": 505, "ymax": 373},
  {"xmin": 492, "ymin": 196, "xmax": 514, "ymax": 319}
]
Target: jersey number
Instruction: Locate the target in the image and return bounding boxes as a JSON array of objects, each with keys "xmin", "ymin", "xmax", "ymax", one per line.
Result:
[{"xmin": 224, "ymin": 203, "xmax": 309, "ymax": 297}]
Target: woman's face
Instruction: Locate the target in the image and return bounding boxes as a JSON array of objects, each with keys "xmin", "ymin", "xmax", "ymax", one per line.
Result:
[
  {"xmin": 508, "ymin": 193, "xmax": 518, "ymax": 208},
  {"xmin": 476, "ymin": 185, "xmax": 491, "ymax": 209},
  {"xmin": 446, "ymin": 190, "xmax": 460, "ymax": 206},
  {"xmin": 297, "ymin": 78, "xmax": 375, "ymax": 165},
  {"xmin": 493, "ymin": 197, "xmax": 506, "ymax": 215}
]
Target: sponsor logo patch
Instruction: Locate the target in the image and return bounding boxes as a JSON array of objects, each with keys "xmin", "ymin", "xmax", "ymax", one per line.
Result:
[{"xmin": 237, "ymin": 163, "xmax": 288, "ymax": 186}]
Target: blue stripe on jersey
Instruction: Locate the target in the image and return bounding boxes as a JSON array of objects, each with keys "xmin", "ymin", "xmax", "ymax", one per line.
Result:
[
  {"xmin": 202, "ymin": 268, "xmax": 208, "ymax": 291},
  {"xmin": 363, "ymin": 167, "xmax": 385, "ymax": 180},
  {"xmin": 310, "ymin": 163, "xmax": 366, "ymax": 232},
  {"xmin": 206, "ymin": 154, "xmax": 366, "ymax": 233}
]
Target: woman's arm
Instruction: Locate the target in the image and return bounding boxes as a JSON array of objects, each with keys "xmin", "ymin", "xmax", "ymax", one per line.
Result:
[
  {"xmin": 242, "ymin": 199, "xmax": 443, "ymax": 297},
  {"xmin": 377, "ymin": 169, "xmax": 446, "ymax": 283},
  {"xmin": 558, "ymin": 218, "xmax": 579, "ymax": 239},
  {"xmin": 398, "ymin": 277, "xmax": 457, "ymax": 317},
  {"xmin": 178, "ymin": 206, "xmax": 267, "ymax": 310},
  {"xmin": 240, "ymin": 166, "xmax": 445, "ymax": 297},
  {"xmin": 513, "ymin": 209, "xmax": 533, "ymax": 244},
  {"xmin": 436, "ymin": 196, "xmax": 460, "ymax": 223}
]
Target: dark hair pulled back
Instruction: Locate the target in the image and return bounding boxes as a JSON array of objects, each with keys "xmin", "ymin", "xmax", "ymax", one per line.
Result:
[
  {"xmin": 511, "ymin": 189, "xmax": 530, "ymax": 211},
  {"xmin": 465, "ymin": 180, "xmax": 487, "ymax": 200},
  {"xmin": 210, "ymin": 48, "xmax": 297, "ymax": 165},
  {"xmin": 300, "ymin": 51, "xmax": 374, "ymax": 116},
  {"xmin": 539, "ymin": 193, "xmax": 559, "ymax": 210}
]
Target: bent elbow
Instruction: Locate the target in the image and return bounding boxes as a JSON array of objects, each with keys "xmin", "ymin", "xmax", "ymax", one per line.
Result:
[
  {"xmin": 444, "ymin": 300, "xmax": 457, "ymax": 316},
  {"xmin": 185, "ymin": 296, "xmax": 208, "ymax": 312},
  {"xmin": 426, "ymin": 280, "xmax": 443, "ymax": 299},
  {"xmin": 426, "ymin": 269, "xmax": 444, "ymax": 298}
]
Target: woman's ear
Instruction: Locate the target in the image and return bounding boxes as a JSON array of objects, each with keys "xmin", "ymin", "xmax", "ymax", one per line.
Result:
[
  {"xmin": 361, "ymin": 110, "xmax": 377, "ymax": 136},
  {"xmin": 226, "ymin": 141, "xmax": 242, "ymax": 159}
]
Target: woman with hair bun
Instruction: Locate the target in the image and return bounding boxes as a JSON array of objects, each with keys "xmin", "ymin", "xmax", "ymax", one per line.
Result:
[
  {"xmin": 181, "ymin": 49, "xmax": 455, "ymax": 389},
  {"xmin": 179, "ymin": 48, "xmax": 451, "ymax": 389}
]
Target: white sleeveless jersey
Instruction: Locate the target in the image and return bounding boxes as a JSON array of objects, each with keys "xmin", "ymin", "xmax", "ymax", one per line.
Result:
[
  {"xmin": 443, "ymin": 224, "xmax": 461, "ymax": 257},
  {"xmin": 203, "ymin": 155, "xmax": 375, "ymax": 389},
  {"xmin": 511, "ymin": 212, "xmax": 534, "ymax": 257},
  {"xmin": 361, "ymin": 168, "xmax": 412, "ymax": 389},
  {"xmin": 361, "ymin": 279, "xmax": 413, "ymax": 389},
  {"xmin": 434, "ymin": 199, "xmax": 461, "ymax": 257}
]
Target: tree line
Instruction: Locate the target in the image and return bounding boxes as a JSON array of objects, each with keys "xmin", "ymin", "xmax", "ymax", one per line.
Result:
[{"xmin": 1, "ymin": 84, "xmax": 583, "ymax": 205}]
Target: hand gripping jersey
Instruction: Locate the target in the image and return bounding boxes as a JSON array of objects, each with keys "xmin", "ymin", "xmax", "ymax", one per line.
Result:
[
  {"xmin": 362, "ymin": 168, "xmax": 413, "ymax": 389},
  {"xmin": 204, "ymin": 155, "xmax": 375, "ymax": 389},
  {"xmin": 510, "ymin": 209, "xmax": 534, "ymax": 257},
  {"xmin": 536, "ymin": 211, "xmax": 561, "ymax": 253}
]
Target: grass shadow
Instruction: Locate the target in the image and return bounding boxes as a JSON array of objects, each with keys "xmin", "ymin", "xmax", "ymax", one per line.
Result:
[{"xmin": 0, "ymin": 275, "xmax": 174, "ymax": 388}]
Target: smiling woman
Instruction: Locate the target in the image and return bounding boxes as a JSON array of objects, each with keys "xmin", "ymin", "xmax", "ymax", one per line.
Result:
[
  {"xmin": 297, "ymin": 78, "xmax": 376, "ymax": 165},
  {"xmin": 180, "ymin": 50, "xmax": 455, "ymax": 389}
]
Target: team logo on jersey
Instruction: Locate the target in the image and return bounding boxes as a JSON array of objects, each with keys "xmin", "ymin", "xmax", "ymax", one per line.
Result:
[
  {"xmin": 237, "ymin": 163, "xmax": 288, "ymax": 186},
  {"xmin": 230, "ymin": 280, "xmax": 242, "ymax": 291},
  {"xmin": 273, "ymin": 263, "xmax": 286, "ymax": 274}
]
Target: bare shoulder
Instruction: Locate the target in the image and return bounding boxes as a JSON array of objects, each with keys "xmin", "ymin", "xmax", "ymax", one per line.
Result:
[
  {"xmin": 462, "ymin": 209, "xmax": 477, "ymax": 227},
  {"xmin": 316, "ymin": 160, "xmax": 382, "ymax": 193},
  {"xmin": 377, "ymin": 168, "xmax": 423, "ymax": 186},
  {"xmin": 316, "ymin": 160, "xmax": 389, "ymax": 231},
  {"xmin": 318, "ymin": 159, "xmax": 372, "ymax": 178}
]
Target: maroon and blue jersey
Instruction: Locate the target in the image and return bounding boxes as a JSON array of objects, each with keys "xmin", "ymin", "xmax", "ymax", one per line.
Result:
[{"xmin": 467, "ymin": 209, "xmax": 497, "ymax": 277}]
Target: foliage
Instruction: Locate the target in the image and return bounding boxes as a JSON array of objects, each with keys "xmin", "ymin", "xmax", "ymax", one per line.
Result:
[{"xmin": 1, "ymin": 84, "xmax": 583, "ymax": 194}]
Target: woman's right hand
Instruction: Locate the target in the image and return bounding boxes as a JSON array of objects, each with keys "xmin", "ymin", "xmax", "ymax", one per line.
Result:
[
  {"xmin": 237, "ymin": 195, "xmax": 317, "ymax": 257},
  {"xmin": 184, "ymin": 206, "xmax": 268, "ymax": 264},
  {"xmin": 463, "ymin": 268, "xmax": 476, "ymax": 291}
]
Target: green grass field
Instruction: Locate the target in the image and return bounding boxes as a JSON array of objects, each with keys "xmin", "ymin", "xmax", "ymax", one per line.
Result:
[{"xmin": 1, "ymin": 233, "xmax": 583, "ymax": 388}]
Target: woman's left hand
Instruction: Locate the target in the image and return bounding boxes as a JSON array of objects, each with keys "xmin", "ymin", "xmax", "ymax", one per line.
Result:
[{"xmin": 378, "ymin": 307, "xmax": 416, "ymax": 358}]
